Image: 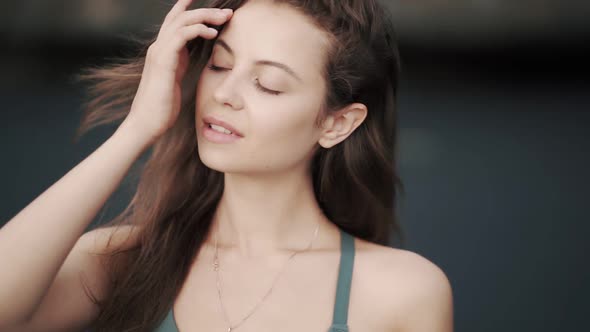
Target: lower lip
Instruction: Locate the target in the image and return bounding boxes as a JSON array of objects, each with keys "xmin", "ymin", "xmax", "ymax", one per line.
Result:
[{"xmin": 202, "ymin": 124, "xmax": 243, "ymax": 143}]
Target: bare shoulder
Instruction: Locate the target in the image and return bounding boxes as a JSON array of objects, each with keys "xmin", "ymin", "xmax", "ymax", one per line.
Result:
[
  {"xmin": 81, "ymin": 224, "xmax": 142, "ymax": 254},
  {"xmin": 65, "ymin": 225, "xmax": 142, "ymax": 307},
  {"xmin": 7, "ymin": 225, "xmax": 144, "ymax": 332},
  {"xmin": 76, "ymin": 224, "xmax": 143, "ymax": 295},
  {"xmin": 353, "ymin": 238, "xmax": 454, "ymax": 332}
]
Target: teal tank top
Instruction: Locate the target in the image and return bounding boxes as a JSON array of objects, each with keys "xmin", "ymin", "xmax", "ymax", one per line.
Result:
[{"xmin": 154, "ymin": 227, "xmax": 355, "ymax": 332}]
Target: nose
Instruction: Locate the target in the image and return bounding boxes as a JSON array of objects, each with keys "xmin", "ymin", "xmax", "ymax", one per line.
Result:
[{"xmin": 212, "ymin": 70, "xmax": 244, "ymax": 110}]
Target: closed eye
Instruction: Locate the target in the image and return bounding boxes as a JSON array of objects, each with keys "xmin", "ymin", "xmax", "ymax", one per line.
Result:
[{"xmin": 206, "ymin": 64, "xmax": 282, "ymax": 96}]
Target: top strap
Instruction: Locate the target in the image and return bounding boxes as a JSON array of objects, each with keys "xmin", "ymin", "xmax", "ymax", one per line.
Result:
[{"xmin": 329, "ymin": 228, "xmax": 355, "ymax": 331}]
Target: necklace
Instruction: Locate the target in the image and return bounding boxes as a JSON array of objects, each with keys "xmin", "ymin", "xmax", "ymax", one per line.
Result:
[{"xmin": 213, "ymin": 221, "xmax": 320, "ymax": 332}]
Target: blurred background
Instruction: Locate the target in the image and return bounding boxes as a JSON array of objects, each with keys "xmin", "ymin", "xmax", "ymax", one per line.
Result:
[{"xmin": 1, "ymin": 1, "xmax": 589, "ymax": 331}]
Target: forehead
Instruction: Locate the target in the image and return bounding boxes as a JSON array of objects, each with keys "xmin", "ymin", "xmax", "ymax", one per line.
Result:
[{"xmin": 214, "ymin": 0, "xmax": 329, "ymax": 81}]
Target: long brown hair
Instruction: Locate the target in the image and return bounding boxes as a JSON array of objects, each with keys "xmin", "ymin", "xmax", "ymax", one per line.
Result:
[{"xmin": 76, "ymin": 0, "xmax": 404, "ymax": 330}]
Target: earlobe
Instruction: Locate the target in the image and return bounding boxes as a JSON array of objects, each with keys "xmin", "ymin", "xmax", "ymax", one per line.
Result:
[
  {"xmin": 318, "ymin": 115, "xmax": 337, "ymax": 148},
  {"xmin": 318, "ymin": 136, "xmax": 335, "ymax": 148}
]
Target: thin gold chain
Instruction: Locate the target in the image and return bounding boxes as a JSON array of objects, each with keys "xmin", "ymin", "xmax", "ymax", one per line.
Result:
[{"xmin": 213, "ymin": 221, "xmax": 320, "ymax": 332}]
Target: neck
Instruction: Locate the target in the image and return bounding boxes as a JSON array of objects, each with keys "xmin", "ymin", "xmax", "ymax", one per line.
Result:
[{"xmin": 207, "ymin": 167, "xmax": 332, "ymax": 259}]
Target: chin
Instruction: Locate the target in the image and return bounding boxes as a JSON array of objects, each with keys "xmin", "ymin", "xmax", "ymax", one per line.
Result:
[
  {"xmin": 198, "ymin": 149, "xmax": 278, "ymax": 175},
  {"xmin": 196, "ymin": 144, "xmax": 242, "ymax": 173},
  {"xmin": 200, "ymin": 157, "xmax": 236, "ymax": 173}
]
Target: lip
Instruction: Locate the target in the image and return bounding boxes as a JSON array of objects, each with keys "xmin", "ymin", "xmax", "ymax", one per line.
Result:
[{"xmin": 202, "ymin": 115, "xmax": 244, "ymax": 137}]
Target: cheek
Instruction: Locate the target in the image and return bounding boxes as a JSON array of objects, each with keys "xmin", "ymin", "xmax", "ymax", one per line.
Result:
[
  {"xmin": 254, "ymin": 99, "xmax": 314, "ymax": 134},
  {"xmin": 249, "ymin": 104, "xmax": 319, "ymax": 155},
  {"xmin": 194, "ymin": 75, "xmax": 215, "ymax": 118},
  {"xmin": 253, "ymin": 91, "xmax": 322, "ymax": 139},
  {"xmin": 195, "ymin": 74, "xmax": 210, "ymax": 103}
]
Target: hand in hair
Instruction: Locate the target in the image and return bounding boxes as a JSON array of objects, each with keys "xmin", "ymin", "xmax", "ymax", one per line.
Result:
[{"xmin": 125, "ymin": 0, "xmax": 233, "ymax": 144}]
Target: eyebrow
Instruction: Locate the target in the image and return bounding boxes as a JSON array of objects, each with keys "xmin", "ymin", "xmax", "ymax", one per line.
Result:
[{"xmin": 214, "ymin": 39, "xmax": 303, "ymax": 83}]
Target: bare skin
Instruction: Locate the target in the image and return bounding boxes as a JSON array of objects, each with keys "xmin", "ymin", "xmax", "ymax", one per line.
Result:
[{"xmin": 174, "ymin": 236, "xmax": 453, "ymax": 332}]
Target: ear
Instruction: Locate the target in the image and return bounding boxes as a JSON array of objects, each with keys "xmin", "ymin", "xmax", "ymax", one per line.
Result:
[{"xmin": 318, "ymin": 103, "xmax": 368, "ymax": 149}]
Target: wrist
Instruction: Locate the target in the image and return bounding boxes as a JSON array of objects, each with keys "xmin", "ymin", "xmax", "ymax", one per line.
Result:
[{"xmin": 114, "ymin": 118, "xmax": 157, "ymax": 152}]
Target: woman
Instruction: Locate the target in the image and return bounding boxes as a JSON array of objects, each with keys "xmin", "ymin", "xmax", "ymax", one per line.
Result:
[{"xmin": 0, "ymin": 0, "xmax": 453, "ymax": 331}]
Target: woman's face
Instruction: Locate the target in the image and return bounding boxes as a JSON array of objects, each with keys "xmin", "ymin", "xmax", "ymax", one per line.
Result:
[{"xmin": 195, "ymin": 0, "xmax": 330, "ymax": 175}]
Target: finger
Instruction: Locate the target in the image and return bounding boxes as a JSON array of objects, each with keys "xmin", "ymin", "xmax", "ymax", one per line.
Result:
[
  {"xmin": 162, "ymin": 0, "xmax": 195, "ymax": 28},
  {"xmin": 168, "ymin": 24, "xmax": 218, "ymax": 52},
  {"xmin": 170, "ymin": 8, "xmax": 232, "ymax": 31}
]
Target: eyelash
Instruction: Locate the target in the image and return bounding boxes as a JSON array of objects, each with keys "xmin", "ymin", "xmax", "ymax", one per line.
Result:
[{"xmin": 206, "ymin": 64, "xmax": 282, "ymax": 96}]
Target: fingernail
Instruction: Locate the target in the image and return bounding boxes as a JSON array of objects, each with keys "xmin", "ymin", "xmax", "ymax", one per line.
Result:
[{"xmin": 222, "ymin": 8, "xmax": 233, "ymax": 14}]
